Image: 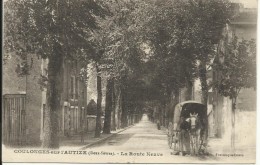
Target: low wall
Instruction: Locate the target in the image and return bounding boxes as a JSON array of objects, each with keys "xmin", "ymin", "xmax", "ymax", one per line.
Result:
[
  {"xmin": 86, "ymin": 115, "xmax": 104, "ymax": 132},
  {"xmin": 220, "ymin": 98, "xmax": 256, "ymax": 148}
]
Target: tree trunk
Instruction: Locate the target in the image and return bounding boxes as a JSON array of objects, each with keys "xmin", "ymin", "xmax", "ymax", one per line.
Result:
[
  {"xmin": 162, "ymin": 104, "xmax": 166, "ymax": 127},
  {"xmin": 81, "ymin": 78, "xmax": 88, "ymax": 142},
  {"xmin": 111, "ymin": 83, "xmax": 116, "ymax": 131},
  {"xmin": 231, "ymin": 97, "xmax": 236, "ymax": 151},
  {"xmin": 199, "ymin": 61, "xmax": 208, "ymax": 106},
  {"xmin": 94, "ymin": 65, "xmax": 102, "ymax": 138},
  {"xmin": 199, "ymin": 60, "xmax": 209, "ymax": 147},
  {"xmin": 103, "ymin": 78, "xmax": 114, "ymax": 134},
  {"xmin": 174, "ymin": 88, "xmax": 180, "ymax": 104},
  {"xmin": 185, "ymin": 79, "xmax": 193, "ymax": 100},
  {"xmin": 84, "ymin": 78, "xmax": 88, "ymax": 133},
  {"xmin": 121, "ymin": 88, "xmax": 128, "ymax": 128},
  {"xmin": 167, "ymin": 89, "xmax": 179, "ymax": 124},
  {"xmin": 42, "ymin": 42, "xmax": 63, "ymax": 148},
  {"xmin": 114, "ymin": 81, "xmax": 122, "ymax": 129}
]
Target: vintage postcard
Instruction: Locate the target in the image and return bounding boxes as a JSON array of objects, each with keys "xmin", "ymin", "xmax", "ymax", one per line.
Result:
[{"xmin": 2, "ymin": 0, "xmax": 257, "ymax": 164}]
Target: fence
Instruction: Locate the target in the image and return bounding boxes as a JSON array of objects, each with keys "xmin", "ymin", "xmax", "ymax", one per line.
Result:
[
  {"xmin": 62, "ymin": 106, "xmax": 105, "ymax": 136},
  {"xmin": 63, "ymin": 105, "xmax": 82, "ymax": 136},
  {"xmin": 3, "ymin": 94, "xmax": 26, "ymax": 146}
]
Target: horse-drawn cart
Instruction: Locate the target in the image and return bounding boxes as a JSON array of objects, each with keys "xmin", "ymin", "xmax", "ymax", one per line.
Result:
[{"xmin": 167, "ymin": 101, "xmax": 208, "ymax": 155}]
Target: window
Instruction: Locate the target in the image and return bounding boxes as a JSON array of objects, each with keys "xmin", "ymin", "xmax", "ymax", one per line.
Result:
[
  {"xmin": 75, "ymin": 107, "xmax": 79, "ymax": 132},
  {"xmin": 42, "ymin": 104, "xmax": 46, "ymax": 130},
  {"xmin": 75, "ymin": 77, "xmax": 78, "ymax": 99},
  {"xmin": 70, "ymin": 107, "xmax": 75, "ymax": 132},
  {"xmin": 70, "ymin": 76, "xmax": 74, "ymax": 99},
  {"xmin": 208, "ymin": 92, "xmax": 213, "ymax": 105}
]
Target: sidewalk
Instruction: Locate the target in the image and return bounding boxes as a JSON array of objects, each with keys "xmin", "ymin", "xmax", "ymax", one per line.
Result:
[
  {"xmin": 155, "ymin": 123, "xmax": 255, "ymax": 157},
  {"xmin": 59, "ymin": 125, "xmax": 134, "ymax": 150},
  {"xmin": 207, "ymin": 137, "xmax": 256, "ymax": 154}
]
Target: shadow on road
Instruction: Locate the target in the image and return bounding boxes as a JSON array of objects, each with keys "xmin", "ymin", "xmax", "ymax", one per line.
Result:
[
  {"xmin": 134, "ymin": 135, "xmax": 165, "ymax": 140},
  {"xmin": 196, "ymin": 153, "xmax": 220, "ymax": 161},
  {"xmin": 89, "ymin": 133, "xmax": 135, "ymax": 148}
]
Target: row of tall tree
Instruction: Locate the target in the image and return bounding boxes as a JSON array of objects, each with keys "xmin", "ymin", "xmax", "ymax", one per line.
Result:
[{"xmin": 4, "ymin": 0, "xmax": 256, "ymax": 149}]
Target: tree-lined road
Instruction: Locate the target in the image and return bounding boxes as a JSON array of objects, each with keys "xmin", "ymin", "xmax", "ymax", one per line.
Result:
[
  {"xmin": 4, "ymin": 2, "xmax": 256, "ymax": 163},
  {"xmin": 84, "ymin": 114, "xmax": 207, "ymax": 163},
  {"xmin": 84, "ymin": 115, "xmax": 253, "ymax": 163},
  {"xmin": 88, "ymin": 114, "xmax": 168, "ymax": 151}
]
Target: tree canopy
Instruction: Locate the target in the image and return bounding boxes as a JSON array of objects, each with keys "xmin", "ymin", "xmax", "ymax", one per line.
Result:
[{"xmin": 4, "ymin": 0, "xmax": 255, "ymax": 149}]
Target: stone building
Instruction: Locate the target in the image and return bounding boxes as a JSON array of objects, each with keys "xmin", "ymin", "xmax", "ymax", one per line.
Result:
[
  {"xmin": 40, "ymin": 59, "xmax": 88, "ymax": 140},
  {"xmin": 211, "ymin": 3, "xmax": 256, "ymax": 147},
  {"xmin": 177, "ymin": 3, "xmax": 257, "ymax": 142},
  {"xmin": 3, "ymin": 53, "xmax": 42, "ymax": 146},
  {"xmin": 3, "ymin": 54, "xmax": 104, "ymax": 146}
]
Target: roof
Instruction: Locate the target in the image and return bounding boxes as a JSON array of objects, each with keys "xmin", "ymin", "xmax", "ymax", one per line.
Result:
[
  {"xmin": 230, "ymin": 5, "xmax": 257, "ymax": 25},
  {"xmin": 3, "ymin": 94, "xmax": 26, "ymax": 98},
  {"xmin": 173, "ymin": 100, "xmax": 207, "ymax": 126},
  {"xmin": 177, "ymin": 100, "xmax": 203, "ymax": 106}
]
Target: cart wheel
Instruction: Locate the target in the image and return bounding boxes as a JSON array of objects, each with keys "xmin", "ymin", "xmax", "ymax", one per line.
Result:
[{"xmin": 168, "ymin": 135, "xmax": 173, "ymax": 149}]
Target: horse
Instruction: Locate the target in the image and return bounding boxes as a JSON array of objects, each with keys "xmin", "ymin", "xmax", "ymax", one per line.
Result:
[{"xmin": 186, "ymin": 112, "xmax": 203, "ymax": 155}]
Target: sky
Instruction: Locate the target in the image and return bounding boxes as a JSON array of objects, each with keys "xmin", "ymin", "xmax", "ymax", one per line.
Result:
[
  {"xmin": 231, "ymin": 0, "xmax": 258, "ymax": 8},
  {"xmin": 3, "ymin": 0, "xmax": 258, "ymax": 7}
]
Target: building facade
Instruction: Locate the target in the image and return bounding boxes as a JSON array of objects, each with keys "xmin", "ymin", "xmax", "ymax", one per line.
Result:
[
  {"xmin": 177, "ymin": 3, "xmax": 257, "ymax": 143},
  {"xmin": 3, "ymin": 53, "xmax": 43, "ymax": 146},
  {"xmin": 211, "ymin": 4, "xmax": 256, "ymax": 146},
  {"xmin": 40, "ymin": 59, "xmax": 88, "ymax": 140},
  {"xmin": 3, "ymin": 54, "xmax": 104, "ymax": 146}
]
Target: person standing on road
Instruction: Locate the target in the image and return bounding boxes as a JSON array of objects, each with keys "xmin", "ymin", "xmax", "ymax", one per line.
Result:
[
  {"xmin": 179, "ymin": 117, "xmax": 190, "ymax": 155},
  {"xmin": 157, "ymin": 119, "xmax": 161, "ymax": 130}
]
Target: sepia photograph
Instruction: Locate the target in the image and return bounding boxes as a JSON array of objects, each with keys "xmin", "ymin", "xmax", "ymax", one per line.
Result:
[{"xmin": 2, "ymin": 0, "xmax": 257, "ymax": 164}]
